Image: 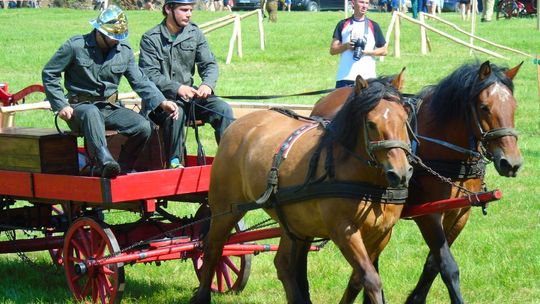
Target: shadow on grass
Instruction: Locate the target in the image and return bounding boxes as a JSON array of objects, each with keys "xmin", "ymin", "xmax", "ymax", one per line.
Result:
[
  {"xmin": 0, "ymin": 258, "xmax": 73, "ymax": 303},
  {"xmin": 0, "ymin": 257, "xmax": 199, "ymax": 303}
]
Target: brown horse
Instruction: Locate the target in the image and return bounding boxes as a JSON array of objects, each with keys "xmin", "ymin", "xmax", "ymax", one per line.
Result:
[
  {"xmin": 191, "ymin": 75, "xmax": 413, "ymax": 304},
  {"xmin": 311, "ymin": 61, "xmax": 523, "ymax": 303}
]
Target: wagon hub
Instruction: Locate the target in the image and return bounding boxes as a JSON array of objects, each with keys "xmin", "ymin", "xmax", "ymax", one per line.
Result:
[{"xmin": 74, "ymin": 262, "xmax": 87, "ymax": 275}]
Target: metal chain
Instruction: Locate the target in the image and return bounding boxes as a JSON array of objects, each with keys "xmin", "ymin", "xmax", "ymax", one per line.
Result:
[
  {"xmin": 97, "ymin": 209, "xmax": 233, "ymax": 262},
  {"xmin": 244, "ymin": 218, "xmax": 277, "ymax": 232},
  {"xmin": 2, "ymin": 229, "xmax": 58, "ymax": 273},
  {"xmin": 409, "ymin": 154, "xmax": 478, "ymax": 196}
]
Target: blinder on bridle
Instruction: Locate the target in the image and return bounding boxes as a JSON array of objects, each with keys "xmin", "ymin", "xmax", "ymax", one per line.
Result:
[{"xmin": 363, "ymin": 117, "xmax": 412, "ymax": 168}]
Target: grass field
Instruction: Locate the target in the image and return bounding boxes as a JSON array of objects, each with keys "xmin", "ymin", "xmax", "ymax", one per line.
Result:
[{"xmin": 0, "ymin": 7, "xmax": 539, "ymax": 304}]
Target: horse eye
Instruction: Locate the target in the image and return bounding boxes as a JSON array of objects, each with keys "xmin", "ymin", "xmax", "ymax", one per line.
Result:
[
  {"xmin": 479, "ymin": 104, "xmax": 490, "ymax": 114},
  {"xmin": 367, "ymin": 121, "xmax": 377, "ymax": 130}
]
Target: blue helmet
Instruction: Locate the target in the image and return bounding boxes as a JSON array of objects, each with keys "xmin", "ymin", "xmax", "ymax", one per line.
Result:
[{"xmin": 165, "ymin": 0, "xmax": 196, "ymax": 4}]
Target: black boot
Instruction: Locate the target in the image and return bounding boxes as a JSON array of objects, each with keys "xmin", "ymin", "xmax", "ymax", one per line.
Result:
[{"xmin": 96, "ymin": 146, "xmax": 120, "ymax": 178}]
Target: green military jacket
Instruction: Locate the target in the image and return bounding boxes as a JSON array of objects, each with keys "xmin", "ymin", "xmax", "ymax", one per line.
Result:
[
  {"xmin": 42, "ymin": 30, "xmax": 165, "ymax": 113},
  {"xmin": 139, "ymin": 20, "xmax": 219, "ymax": 108}
]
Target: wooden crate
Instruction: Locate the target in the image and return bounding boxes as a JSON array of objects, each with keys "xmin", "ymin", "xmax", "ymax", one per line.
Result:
[{"xmin": 0, "ymin": 127, "xmax": 78, "ymax": 175}]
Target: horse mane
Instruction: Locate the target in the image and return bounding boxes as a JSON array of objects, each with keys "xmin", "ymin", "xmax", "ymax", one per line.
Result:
[
  {"xmin": 417, "ymin": 61, "xmax": 514, "ymax": 124},
  {"xmin": 327, "ymin": 77, "xmax": 403, "ymax": 152}
]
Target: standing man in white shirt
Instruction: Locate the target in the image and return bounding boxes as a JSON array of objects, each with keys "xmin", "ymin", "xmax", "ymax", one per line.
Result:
[{"xmin": 330, "ymin": 0, "xmax": 387, "ymax": 88}]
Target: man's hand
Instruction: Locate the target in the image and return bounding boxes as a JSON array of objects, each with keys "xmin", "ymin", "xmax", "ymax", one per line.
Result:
[
  {"xmin": 159, "ymin": 100, "xmax": 180, "ymax": 120},
  {"xmin": 196, "ymin": 84, "xmax": 213, "ymax": 99},
  {"xmin": 178, "ymin": 85, "xmax": 198, "ymax": 101},
  {"xmin": 58, "ymin": 106, "xmax": 74, "ymax": 121}
]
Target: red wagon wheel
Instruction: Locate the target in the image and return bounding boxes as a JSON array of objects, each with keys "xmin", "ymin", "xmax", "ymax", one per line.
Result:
[
  {"xmin": 191, "ymin": 204, "xmax": 252, "ymax": 293},
  {"xmin": 63, "ymin": 217, "xmax": 125, "ymax": 304}
]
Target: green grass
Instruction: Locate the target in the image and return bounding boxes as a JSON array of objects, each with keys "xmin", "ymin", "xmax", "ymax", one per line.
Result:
[{"xmin": 1, "ymin": 8, "xmax": 540, "ymax": 303}]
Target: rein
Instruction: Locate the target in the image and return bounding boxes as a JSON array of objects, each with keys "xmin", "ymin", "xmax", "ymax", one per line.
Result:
[{"xmin": 220, "ymin": 88, "xmax": 335, "ymax": 100}]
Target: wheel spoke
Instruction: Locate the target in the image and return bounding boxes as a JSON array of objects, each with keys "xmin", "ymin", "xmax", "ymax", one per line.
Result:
[
  {"xmin": 220, "ymin": 259, "xmax": 233, "ymax": 289},
  {"xmin": 75, "ymin": 228, "xmax": 91, "ymax": 257},
  {"xmin": 101, "ymin": 270, "xmax": 114, "ymax": 291},
  {"xmin": 215, "ymin": 265, "xmax": 224, "ymax": 292},
  {"xmin": 91, "ymin": 279, "xmax": 98, "ymax": 302},
  {"xmin": 223, "ymin": 256, "xmax": 241, "ymax": 275},
  {"xmin": 98, "ymin": 274, "xmax": 110, "ymax": 303},
  {"xmin": 102, "ymin": 265, "xmax": 116, "ymax": 276},
  {"xmin": 81, "ymin": 277, "xmax": 92, "ymax": 298},
  {"xmin": 94, "ymin": 238, "xmax": 107, "ymax": 259},
  {"xmin": 69, "ymin": 239, "xmax": 87, "ymax": 260},
  {"xmin": 70, "ymin": 273, "xmax": 82, "ymax": 285}
]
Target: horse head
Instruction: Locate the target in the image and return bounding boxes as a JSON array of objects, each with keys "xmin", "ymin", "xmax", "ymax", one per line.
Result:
[
  {"xmin": 330, "ymin": 74, "xmax": 413, "ymax": 188},
  {"xmin": 474, "ymin": 61, "xmax": 523, "ymax": 177}
]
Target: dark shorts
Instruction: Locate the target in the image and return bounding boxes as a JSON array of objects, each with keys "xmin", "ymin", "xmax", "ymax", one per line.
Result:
[
  {"xmin": 459, "ymin": 0, "xmax": 470, "ymax": 4},
  {"xmin": 335, "ymin": 80, "xmax": 354, "ymax": 89}
]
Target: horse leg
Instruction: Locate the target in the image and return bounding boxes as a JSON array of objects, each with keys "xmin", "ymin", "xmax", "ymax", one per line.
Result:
[
  {"xmin": 333, "ymin": 227, "xmax": 383, "ymax": 304},
  {"xmin": 406, "ymin": 214, "xmax": 464, "ymax": 304},
  {"xmin": 274, "ymin": 235, "xmax": 310, "ymax": 303},
  {"xmin": 190, "ymin": 211, "xmax": 245, "ymax": 304},
  {"xmin": 294, "ymin": 239, "xmax": 313, "ymax": 303},
  {"xmin": 362, "ymin": 258, "xmax": 386, "ymax": 304}
]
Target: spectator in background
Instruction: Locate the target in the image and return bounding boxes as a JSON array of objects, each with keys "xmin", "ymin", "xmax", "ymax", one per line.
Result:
[
  {"xmin": 427, "ymin": 0, "xmax": 439, "ymax": 14},
  {"xmin": 93, "ymin": 0, "xmax": 104, "ymax": 10},
  {"xmin": 283, "ymin": 0, "xmax": 291, "ymax": 11},
  {"xmin": 481, "ymin": 0, "xmax": 494, "ymax": 21},
  {"xmin": 330, "ymin": 0, "xmax": 387, "ymax": 88},
  {"xmin": 144, "ymin": 0, "xmax": 155, "ymax": 9},
  {"xmin": 213, "ymin": 0, "xmax": 223, "ymax": 10},
  {"xmin": 223, "ymin": 0, "xmax": 233, "ymax": 11},
  {"xmin": 459, "ymin": 0, "xmax": 471, "ymax": 20},
  {"xmin": 266, "ymin": 0, "xmax": 278, "ymax": 22},
  {"xmin": 411, "ymin": 0, "xmax": 419, "ymax": 17}
]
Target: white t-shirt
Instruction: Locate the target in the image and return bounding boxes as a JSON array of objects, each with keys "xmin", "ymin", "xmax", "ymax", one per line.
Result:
[{"xmin": 333, "ymin": 17, "xmax": 386, "ymax": 81}]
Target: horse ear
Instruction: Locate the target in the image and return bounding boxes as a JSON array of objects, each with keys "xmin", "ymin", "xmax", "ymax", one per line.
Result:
[
  {"xmin": 354, "ymin": 75, "xmax": 369, "ymax": 95},
  {"xmin": 479, "ymin": 61, "xmax": 492, "ymax": 81},
  {"xmin": 505, "ymin": 61, "xmax": 523, "ymax": 80},
  {"xmin": 391, "ymin": 67, "xmax": 406, "ymax": 90}
]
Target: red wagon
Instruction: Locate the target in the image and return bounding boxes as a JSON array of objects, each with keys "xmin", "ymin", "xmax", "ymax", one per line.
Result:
[{"xmin": 0, "ymin": 84, "xmax": 503, "ymax": 303}]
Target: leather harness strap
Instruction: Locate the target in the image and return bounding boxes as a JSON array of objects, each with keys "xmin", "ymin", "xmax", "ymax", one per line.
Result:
[
  {"xmin": 249, "ymin": 108, "xmax": 409, "ymax": 211},
  {"xmin": 238, "ymin": 181, "xmax": 409, "ymax": 212}
]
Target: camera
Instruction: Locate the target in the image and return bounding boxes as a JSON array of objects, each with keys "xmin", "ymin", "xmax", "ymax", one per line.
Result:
[{"xmin": 351, "ymin": 38, "xmax": 366, "ymax": 61}]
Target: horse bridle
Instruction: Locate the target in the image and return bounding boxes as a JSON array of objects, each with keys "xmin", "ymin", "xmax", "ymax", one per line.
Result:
[
  {"xmin": 468, "ymin": 92, "xmax": 519, "ymax": 161},
  {"xmin": 344, "ymin": 113, "xmax": 412, "ymax": 168}
]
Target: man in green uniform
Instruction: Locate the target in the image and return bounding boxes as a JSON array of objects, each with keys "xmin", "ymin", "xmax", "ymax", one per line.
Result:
[
  {"xmin": 42, "ymin": 5, "xmax": 171, "ymax": 178},
  {"xmin": 139, "ymin": 0, "xmax": 233, "ymax": 169}
]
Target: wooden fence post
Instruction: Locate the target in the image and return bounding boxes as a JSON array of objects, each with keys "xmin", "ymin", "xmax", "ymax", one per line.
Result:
[
  {"xmin": 380, "ymin": 12, "xmax": 397, "ymax": 62},
  {"xmin": 236, "ymin": 15, "xmax": 243, "ymax": 59},
  {"xmin": 257, "ymin": 9, "xmax": 266, "ymax": 50},
  {"xmin": 419, "ymin": 13, "xmax": 427, "ymax": 55},
  {"xmin": 226, "ymin": 16, "xmax": 240, "ymax": 64},
  {"xmin": 469, "ymin": 0, "xmax": 477, "ymax": 56},
  {"xmin": 537, "ymin": 55, "xmax": 540, "ymax": 128},
  {"xmin": 394, "ymin": 14, "xmax": 401, "ymax": 58}
]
